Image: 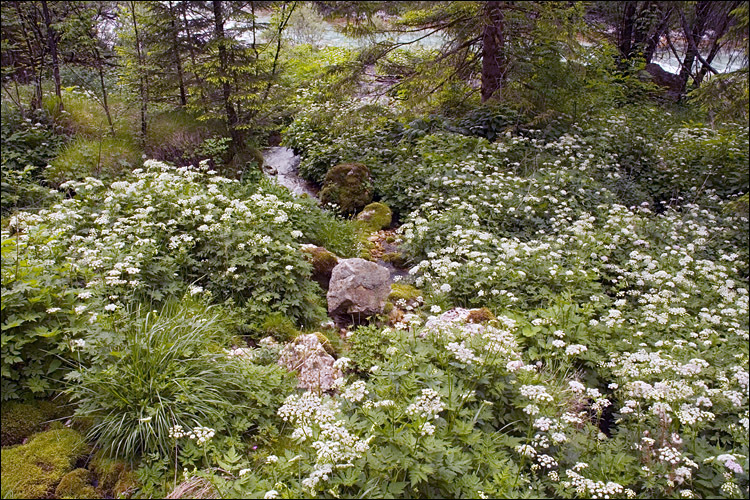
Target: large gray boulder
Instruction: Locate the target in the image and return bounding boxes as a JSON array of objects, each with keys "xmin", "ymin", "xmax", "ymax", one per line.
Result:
[
  {"xmin": 327, "ymin": 258, "xmax": 390, "ymax": 323},
  {"xmin": 278, "ymin": 334, "xmax": 342, "ymax": 391}
]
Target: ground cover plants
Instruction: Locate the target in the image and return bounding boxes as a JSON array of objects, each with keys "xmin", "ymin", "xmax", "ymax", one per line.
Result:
[{"xmin": 1, "ymin": 1, "xmax": 748, "ymax": 499}]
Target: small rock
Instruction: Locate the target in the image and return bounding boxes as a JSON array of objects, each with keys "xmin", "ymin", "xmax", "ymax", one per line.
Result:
[
  {"xmin": 278, "ymin": 334, "xmax": 342, "ymax": 391},
  {"xmin": 327, "ymin": 258, "xmax": 391, "ymax": 324}
]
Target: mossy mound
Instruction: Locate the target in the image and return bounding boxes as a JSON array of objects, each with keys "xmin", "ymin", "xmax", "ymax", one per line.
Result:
[
  {"xmin": 1, "ymin": 399, "xmax": 67, "ymax": 447},
  {"xmin": 0, "ymin": 428, "xmax": 88, "ymax": 499},
  {"xmin": 388, "ymin": 284, "xmax": 422, "ymax": 304},
  {"xmin": 312, "ymin": 331, "xmax": 337, "ymax": 357},
  {"xmin": 55, "ymin": 468, "xmax": 100, "ymax": 499},
  {"xmin": 381, "ymin": 251, "xmax": 407, "ymax": 268},
  {"xmin": 355, "ymin": 202, "xmax": 392, "ymax": 231},
  {"xmin": 319, "ymin": 163, "xmax": 373, "ymax": 216},
  {"xmin": 89, "ymin": 449, "xmax": 138, "ymax": 499},
  {"xmin": 301, "ymin": 245, "xmax": 339, "ymax": 289},
  {"xmin": 466, "ymin": 307, "xmax": 496, "ymax": 324},
  {"xmin": 724, "ymin": 193, "xmax": 749, "ymax": 218},
  {"xmin": 259, "ymin": 312, "xmax": 299, "ymax": 342}
]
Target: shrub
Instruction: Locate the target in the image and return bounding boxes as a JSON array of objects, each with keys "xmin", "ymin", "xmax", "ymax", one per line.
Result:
[
  {"xmin": 144, "ymin": 110, "xmax": 213, "ymax": 165},
  {"xmin": 66, "ymin": 299, "xmax": 295, "ymax": 460}
]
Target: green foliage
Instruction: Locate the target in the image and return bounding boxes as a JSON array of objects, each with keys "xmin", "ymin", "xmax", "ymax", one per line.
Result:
[
  {"xmin": 258, "ymin": 312, "xmax": 299, "ymax": 343},
  {"xmin": 45, "ymin": 135, "xmax": 142, "ymax": 186},
  {"xmin": 66, "ymin": 299, "xmax": 295, "ymax": 461},
  {"xmin": 0, "ymin": 428, "xmax": 88, "ymax": 499},
  {"xmin": 1, "ymin": 231, "xmax": 80, "ymax": 400},
  {"xmin": 656, "ymin": 123, "xmax": 749, "ymax": 198}
]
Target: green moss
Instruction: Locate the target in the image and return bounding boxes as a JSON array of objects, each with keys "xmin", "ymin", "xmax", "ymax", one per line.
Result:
[
  {"xmin": 1, "ymin": 402, "xmax": 45, "ymax": 447},
  {"xmin": 381, "ymin": 251, "xmax": 407, "ymax": 268},
  {"xmin": 312, "ymin": 332, "xmax": 338, "ymax": 357},
  {"xmin": 388, "ymin": 284, "xmax": 422, "ymax": 303},
  {"xmin": 466, "ymin": 307, "xmax": 496, "ymax": 324},
  {"xmin": 0, "ymin": 428, "xmax": 88, "ymax": 499},
  {"xmin": 300, "ymin": 245, "xmax": 339, "ymax": 288},
  {"xmin": 55, "ymin": 468, "xmax": 100, "ymax": 499},
  {"xmin": 319, "ymin": 163, "xmax": 373, "ymax": 216},
  {"xmin": 355, "ymin": 202, "xmax": 392, "ymax": 231},
  {"xmin": 89, "ymin": 449, "xmax": 138, "ymax": 499},
  {"xmin": 1, "ymin": 398, "xmax": 67, "ymax": 447}
]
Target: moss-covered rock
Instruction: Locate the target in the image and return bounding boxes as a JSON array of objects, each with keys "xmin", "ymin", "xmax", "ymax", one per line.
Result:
[
  {"xmin": 724, "ymin": 193, "xmax": 749, "ymax": 218},
  {"xmin": 0, "ymin": 428, "xmax": 88, "ymax": 499},
  {"xmin": 1, "ymin": 402, "xmax": 46, "ymax": 447},
  {"xmin": 55, "ymin": 468, "xmax": 100, "ymax": 499},
  {"xmin": 301, "ymin": 245, "xmax": 339, "ymax": 289},
  {"xmin": 381, "ymin": 251, "xmax": 407, "ymax": 268},
  {"xmin": 89, "ymin": 450, "xmax": 138, "ymax": 499},
  {"xmin": 388, "ymin": 284, "xmax": 422, "ymax": 304},
  {"xmin": 1, "ymin": 399, "xmax": 67, "ymax": 447},
  {"xmin": 319, "ymin": 163, "xmax": 373, "ymax": 216},
  {"xmin": 466, "ymin": 307, "xmax": 496, "ymax": 324},
  {"xmin": 312, "ymin": 331, "xmax": 337, "ymax": 357},
  {"xmin": 355, "ymin": 202, "xmax": 392, "ymax": 231}
]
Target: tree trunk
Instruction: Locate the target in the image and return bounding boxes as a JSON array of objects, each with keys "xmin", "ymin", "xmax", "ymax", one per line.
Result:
[
  {"xmin": 168, "ymin": 1, "xmax": 187, "ymax": 106},
  {"xmin": 678, "ymin": 1, "xmax": 711, "ymax": 93},
  {"xmin": 41, "ymin": 0, "xmax": 63, "ymax": 111},
  {"xmin": 618, "ymin": 1, "xmax": 637, "ymax": 62},
  {"xmin": 130, "ymin": 1, "xmax": 148, "ymax": 143},
  {"xmin": 212, "ymin": 0, "xmax": 241, "ymax": 147},
  {"xmin": 481, "ymin": 1, "xmax": 506, "ymax": 103}
]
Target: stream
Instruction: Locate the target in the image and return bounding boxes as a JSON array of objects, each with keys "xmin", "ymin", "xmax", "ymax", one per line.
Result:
[{"xmin": 262, "ymin": 146, "xmax": 319, "ymax": 200}]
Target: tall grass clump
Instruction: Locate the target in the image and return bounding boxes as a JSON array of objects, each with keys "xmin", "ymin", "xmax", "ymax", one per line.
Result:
[
  {"xmin": 45, "ymin": 136, "xmax": 142, "ymax": 186},
  {"xmin": 66, "ymin": 299, "xmax": 292, "ymax": 461}
]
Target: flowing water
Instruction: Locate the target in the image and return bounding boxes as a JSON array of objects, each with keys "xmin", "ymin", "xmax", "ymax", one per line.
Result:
[{"xmin": 262, "ymin": 146, "xmax": 319, "ymax": 200}]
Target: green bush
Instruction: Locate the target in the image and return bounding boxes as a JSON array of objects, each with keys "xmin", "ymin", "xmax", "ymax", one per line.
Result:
[{"xmin": 66, "ymin": 299, "xmax": 295, "ymax": 460}]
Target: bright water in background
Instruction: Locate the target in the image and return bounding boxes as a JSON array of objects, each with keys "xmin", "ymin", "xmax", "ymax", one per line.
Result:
[{"xmin": 251, "ymin": 10, "xmax": 743, "ymax": 74}]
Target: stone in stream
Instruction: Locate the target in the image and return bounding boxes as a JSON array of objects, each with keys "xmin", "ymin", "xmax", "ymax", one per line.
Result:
[
  {"xmin": 327, "ymin": 258, "xmax": 390, "ymax": 324},
  {"xmin": 278, "ymin": 334, "xmax": 342, "ymax": 391}
]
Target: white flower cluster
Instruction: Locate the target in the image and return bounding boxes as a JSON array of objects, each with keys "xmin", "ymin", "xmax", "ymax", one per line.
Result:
[
  {"xmin": 342, "ymin": 380, "xmax": 368, "ymax": 403},
  {"xmin": 278, "ymin": 391, "xmax": 372, "ymax": 492},
  {"xmin": 406, "ymin": 388, "xmax": 445, "ymax": 420},
  {"xmin": 446, "ymin": 341, "xmax": 482, "ymax": 364},
  {"xmin": 520, "ymin": 385, "xmax": 554, "ymax": 403},
  {"xmin": 562, "ymin": 470, "xmax": 624, "ymax": 499},
  {"xmin": 188, "ymin": 426, "xmax": 215, "ymax": 445}
]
